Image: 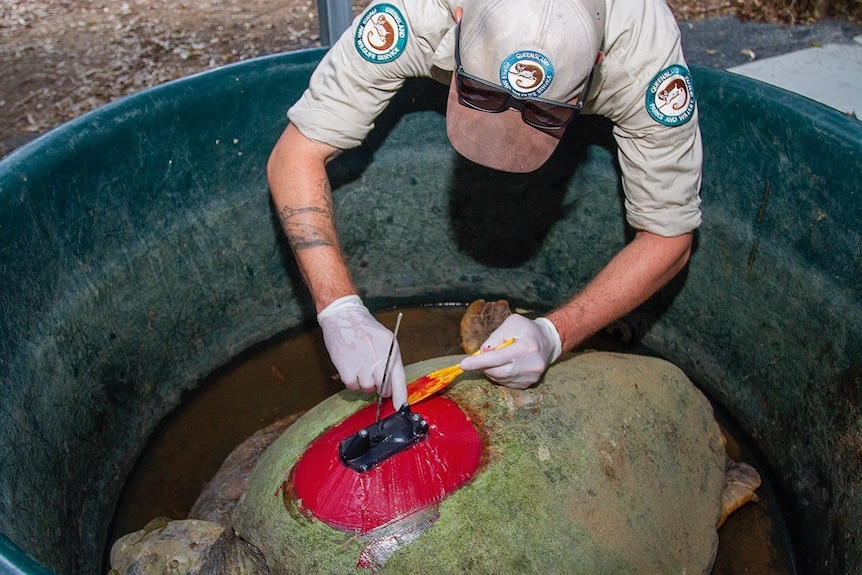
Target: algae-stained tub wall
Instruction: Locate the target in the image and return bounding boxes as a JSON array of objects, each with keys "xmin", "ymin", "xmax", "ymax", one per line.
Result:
[
  {"xmin": 0, "ymin": 50, "xmax": 324, "ymax": 574},
  {"xmin": 0, "ymin": 47, "xmax": 860, "ymax": 574}
]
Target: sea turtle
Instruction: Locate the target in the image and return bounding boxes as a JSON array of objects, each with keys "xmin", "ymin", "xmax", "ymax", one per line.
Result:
[{"xmin": 109, "ymin": 303, "xmax": 760, "ymax": 575}]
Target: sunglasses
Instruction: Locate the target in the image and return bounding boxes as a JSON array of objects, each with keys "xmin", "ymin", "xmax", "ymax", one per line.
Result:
[{"xmin": 454, "ymin": 23, "xmax": 593, "ymax": 130}]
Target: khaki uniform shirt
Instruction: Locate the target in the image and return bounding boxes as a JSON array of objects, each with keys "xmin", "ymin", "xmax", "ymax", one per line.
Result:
[{"xmin": 289, "ymin": 0, "xmax": 703, "ymax": 236}]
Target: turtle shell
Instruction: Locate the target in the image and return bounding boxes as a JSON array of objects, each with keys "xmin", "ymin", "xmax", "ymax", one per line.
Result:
[{"xmin": 232, "ymin": 351, "xmax": 726, "ymax": 574}]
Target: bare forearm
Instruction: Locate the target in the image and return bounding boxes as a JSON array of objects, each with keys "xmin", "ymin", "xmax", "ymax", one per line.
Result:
[
  {"xmin": 547, "ymin": 230, "xmax": 693, "ymax": 351},
  {"xmin": 267, "ymin": 124, "xmax": 355, "ymax": 312}
]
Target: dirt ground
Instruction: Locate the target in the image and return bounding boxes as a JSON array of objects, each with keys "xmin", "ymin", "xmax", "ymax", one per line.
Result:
[
  {"xmin": 0, "ymin": 0, "xmax": 341, "ymax": 155},
  {"xmin": 0, "ymin": 0, "xmax": 834, "ymax": 156}
]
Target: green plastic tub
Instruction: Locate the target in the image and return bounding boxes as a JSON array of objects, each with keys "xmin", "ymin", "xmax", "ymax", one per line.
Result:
[{"xmin": 0, "ymin": 48, "xmax": 859, "ymax": 574}]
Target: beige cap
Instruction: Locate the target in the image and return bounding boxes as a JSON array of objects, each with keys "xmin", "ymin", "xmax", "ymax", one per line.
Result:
[{"xmin": 446, "ymin": 0, "xmax": 606, "ymax": 172}]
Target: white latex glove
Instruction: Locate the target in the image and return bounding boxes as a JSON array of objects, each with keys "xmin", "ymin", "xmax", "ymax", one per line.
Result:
[
  {"xmin": 458, "ymin": 314, "xmax": 562, "ymax": 389},
  {"xmin": 317, "ymin": 295, "xmax": 408, "ymax": 408}
]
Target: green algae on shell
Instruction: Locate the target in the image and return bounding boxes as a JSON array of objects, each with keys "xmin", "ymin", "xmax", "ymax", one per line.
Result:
[{"xmin": 233, "ymin": 351, "xmax": 726, "ymax": 574}]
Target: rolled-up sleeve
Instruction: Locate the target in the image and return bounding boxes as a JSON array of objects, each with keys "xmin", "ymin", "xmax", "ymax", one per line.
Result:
[
  {"xmin": 586, "ymin": 0, "xmax": 704, "ymax": 237},
  {"xmin": 613, "ymin": 111, "xmax": 703, "ymax": 236},
  {"xmin": 288, "ymin": 38, "xmax": 407, "ymax": 149},
  {"xmin": 288, "ymin": 0, "xmax": 451, "ymax": 149}
]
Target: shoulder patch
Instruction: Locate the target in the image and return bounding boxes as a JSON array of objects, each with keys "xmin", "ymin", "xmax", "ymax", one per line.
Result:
[
  {"xmin": 355, "ymin": 3, "xmax": 408, "ymax": 64},
  {"xmin": 645, "ymin": 65, "xmax": 696, "ymax": 127}
]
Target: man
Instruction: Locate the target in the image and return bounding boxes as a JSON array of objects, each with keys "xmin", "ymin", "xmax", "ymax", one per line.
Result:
[{"xmin": 267, "ymin": 0, "xmax": 702, "ymax": 409}]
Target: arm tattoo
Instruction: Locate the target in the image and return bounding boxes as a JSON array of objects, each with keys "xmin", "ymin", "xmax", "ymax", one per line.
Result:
[{"xmin": 277, "ymin": 189, "xmax": 337, "ymax": 251}]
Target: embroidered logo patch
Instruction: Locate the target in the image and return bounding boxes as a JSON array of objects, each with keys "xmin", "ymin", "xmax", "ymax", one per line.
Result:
[
  {"xmin": 646, "ymin": 65, "xmax": 696, "ymax": 127},
  {"xmin": 499, "ymin": 51, "xmax": 555, "ymax": 98},
  {"xmin": 355, "ymin": 3, "xmax": 407, "ymax": 64}
]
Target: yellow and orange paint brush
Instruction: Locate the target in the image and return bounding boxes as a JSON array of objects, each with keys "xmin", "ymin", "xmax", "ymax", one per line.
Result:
[{"xmin": 406, "ymin": 338, "xmax": 515, "ymax": 404}]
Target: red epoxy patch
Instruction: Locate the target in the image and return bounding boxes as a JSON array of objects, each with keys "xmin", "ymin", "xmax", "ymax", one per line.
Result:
[{"xmin": 289, "ymin": 396, "xmax": 483, "ymax": 533}]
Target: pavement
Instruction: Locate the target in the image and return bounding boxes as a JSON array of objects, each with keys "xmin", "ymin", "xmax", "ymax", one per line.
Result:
[{"xmin": 679, "ymin": 16, "xmax": 862, "ymax": 117}]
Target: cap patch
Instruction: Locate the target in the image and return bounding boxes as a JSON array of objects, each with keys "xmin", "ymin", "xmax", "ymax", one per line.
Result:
[
  {"xmin": 646, "ymin": 65, "xmax": 696, "ymax": 127},
  {"xmin": 500, "ymin": 51, "xmax": 555, "ymax": 98},
  {"xmin": 355, "ymin": 3, "xmax": 407, "ymax": 64}
]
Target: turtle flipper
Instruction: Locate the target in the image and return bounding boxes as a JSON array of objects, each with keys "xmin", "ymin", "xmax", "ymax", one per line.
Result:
[{"xmin": 717, "ymin": 457, "xmax": 762, "ymax": 528}]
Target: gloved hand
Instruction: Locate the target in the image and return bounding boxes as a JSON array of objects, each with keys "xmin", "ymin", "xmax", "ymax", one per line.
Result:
[
  {"xmin": 317, "ymin": 295, "xmax": 408, "ymax": 408},
  {"xmin": 459, "ymin": 314, "xmax": 562, "ymax": 389}
]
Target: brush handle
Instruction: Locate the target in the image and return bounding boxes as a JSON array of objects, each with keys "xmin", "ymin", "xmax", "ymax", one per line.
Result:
[
  {"xmin": 454, "ymin": 337, "xmax": 517, "ymax": 376},
  {"xmin": 475, "ymin": 337, "xmax": 516, "ymax": 355}
]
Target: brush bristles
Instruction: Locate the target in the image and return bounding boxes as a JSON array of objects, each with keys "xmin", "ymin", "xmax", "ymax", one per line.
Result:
[{"xmin": 406, "ymin": 364, "xmax": 465, "ymax": 404}]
